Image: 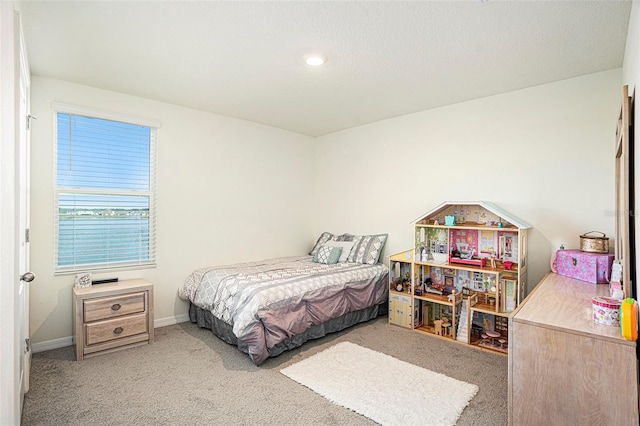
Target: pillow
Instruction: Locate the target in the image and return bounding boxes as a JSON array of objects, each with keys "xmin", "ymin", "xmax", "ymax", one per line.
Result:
[
  {"xmin": 335, "ymin": 233, "xmax": 358, "ymax": 242},
  {"xmin": 343, "ymin": 235, "xmax": 365, "ymax": 262},
  {"xmin": 323, "ymin": 240, "xmax": 355, "ymax": 263},
  {"xmin": 309, "ymin": 232, "xmax": 334, "ymax": 256},
  {"xmin": 349, "ymin": 234, "xmax": 388, "ymax": 265},
  {"xmin": 313, "ymin": 246, "xmax": 343, "ymax": 265}
]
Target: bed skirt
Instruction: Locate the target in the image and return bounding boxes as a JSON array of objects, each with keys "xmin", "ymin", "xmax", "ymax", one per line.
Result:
[{"xmin": 189, "ymin": 302, "xmax": 387, "ymax": 362}]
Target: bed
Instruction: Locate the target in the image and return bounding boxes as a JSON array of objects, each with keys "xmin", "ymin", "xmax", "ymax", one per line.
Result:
[{"xmin": 179, "ymin": 232, "xmax": 389, "ymax": 365}]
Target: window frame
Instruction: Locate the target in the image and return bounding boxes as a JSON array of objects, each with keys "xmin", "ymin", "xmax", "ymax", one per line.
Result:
[{"xmin": 52, "ymin": 102, "xmax": 160, "ymax": 274}]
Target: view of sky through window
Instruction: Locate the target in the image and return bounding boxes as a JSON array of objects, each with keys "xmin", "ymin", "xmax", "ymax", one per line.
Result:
[{"xmin": 55, "ymin": 112, "xmax": 154, "ymax": 269}]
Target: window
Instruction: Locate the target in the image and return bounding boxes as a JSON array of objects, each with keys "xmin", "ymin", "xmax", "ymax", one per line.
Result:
[{"xmin": 53, "ymin": 103, "xmax": 159, "ymax": 273}]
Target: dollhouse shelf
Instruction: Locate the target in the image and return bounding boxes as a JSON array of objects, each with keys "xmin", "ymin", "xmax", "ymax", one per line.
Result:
[
  {"xmin": 415, "ymin": 293, "xmax": 455, "ymax": 305},
  {"xmin": 388, "ymin": 201, "xmax": 532, "ymax": 356},
  {"xmin": 470, "ymin": 303, "xmax": 510, "ymax": 318},
  {"xmin": 414, "ymin": 260, "xmax": 518, "ymax": 275},
  {"xmin": 416, "ymin": 223, "xmax": 519, "ymax": 232}
]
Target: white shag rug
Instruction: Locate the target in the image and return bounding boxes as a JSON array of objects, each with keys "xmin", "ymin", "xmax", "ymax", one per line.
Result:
[{"xmin": 280, "ymin": 342, "xmax": 478, "ymax": 426}]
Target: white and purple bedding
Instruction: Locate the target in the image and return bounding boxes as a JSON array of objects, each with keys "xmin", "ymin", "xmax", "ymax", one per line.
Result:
[{"xmin": 179, "ymin": 255, "xmax": 389, "ymax": 364}]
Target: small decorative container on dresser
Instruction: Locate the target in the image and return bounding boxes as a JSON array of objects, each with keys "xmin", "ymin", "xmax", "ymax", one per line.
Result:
[
  {"xmin": 73, "ymin": 279, "xmax": 154, "ymax": 361},
  {"xmin": 555, "ymin": 249, "xmax": 615, "ymax": 284}
]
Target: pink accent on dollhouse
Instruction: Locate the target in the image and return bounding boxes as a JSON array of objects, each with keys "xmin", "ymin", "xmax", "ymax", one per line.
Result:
[
  {"xmin": 450, "ymin": 229, "xmax": 478, "ymax": 257},
  {"xmin": 449, "ymin": 254, "xmax": 486, "ymax": 267}
]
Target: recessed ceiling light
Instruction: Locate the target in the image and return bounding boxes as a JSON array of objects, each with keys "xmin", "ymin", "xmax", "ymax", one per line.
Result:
[{"xmin": 304, "ymin": 54, "xmax": 326, "ymax": 67}]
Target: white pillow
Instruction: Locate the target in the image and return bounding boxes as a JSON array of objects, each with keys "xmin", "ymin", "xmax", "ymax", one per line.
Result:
[{"xmin": 323, "ymin": 240, "xmax": 355, "ymax": 263}]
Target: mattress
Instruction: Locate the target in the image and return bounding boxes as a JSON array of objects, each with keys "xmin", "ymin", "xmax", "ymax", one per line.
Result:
[{"xmin": 179, "ymin": 255, "xmax": 389, "ymax": 364}]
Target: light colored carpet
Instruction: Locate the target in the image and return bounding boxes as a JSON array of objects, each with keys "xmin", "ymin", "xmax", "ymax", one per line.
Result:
[
  {"xmin": 21, "ymin": 316, "xmax": 507, "ymax": 425},
  {"xmin": 281, "ymin": 341, "xmax": 479, "ymax": 426}
]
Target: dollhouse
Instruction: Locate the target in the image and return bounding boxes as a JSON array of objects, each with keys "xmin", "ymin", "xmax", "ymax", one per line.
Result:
[{"xmin": 389, "ymin": 201, "xmax": 532, "ymax": 355}]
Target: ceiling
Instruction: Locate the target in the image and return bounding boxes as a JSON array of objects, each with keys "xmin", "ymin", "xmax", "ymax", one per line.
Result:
[{"xmin": 17, "ymin": 1, "xmax": 632, "ymax": 137}]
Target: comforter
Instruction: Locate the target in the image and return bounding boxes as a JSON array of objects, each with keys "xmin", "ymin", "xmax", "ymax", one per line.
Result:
[{"xmin": 179, "ymin": 256, "xmax": 389, "ymax": 364}]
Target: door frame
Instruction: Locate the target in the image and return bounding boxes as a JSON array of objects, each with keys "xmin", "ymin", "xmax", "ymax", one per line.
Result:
[{"xmin": 18, "ymin": 6, "xmax": 31, "ymax": 403}]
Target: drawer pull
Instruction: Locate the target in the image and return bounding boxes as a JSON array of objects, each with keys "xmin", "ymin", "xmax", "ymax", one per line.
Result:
[
  {"xmin": 111, "ymin": 303, "xmax": 121, "ymax": 311},
  {"xmin": 113, "ymin": 327, "xmax": 124, "ymax": 335}
]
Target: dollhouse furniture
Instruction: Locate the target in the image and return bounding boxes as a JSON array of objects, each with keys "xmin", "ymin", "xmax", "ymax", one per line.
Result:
[
  {"xmin": 441, "ymin": 318, "xmax": 451, "ymax": 336},
  {"xmin": 471, "ymin": 323, "xmax": 483, "ymax": 339},
  {"xmin": 433, "ymin": 319, "xmax": 443, "ymax": 336},
  {"xmin": 485, "ymin": 330, "xmax": 500, "ymax": 345},
  {"xmin": 389, "ymin": 291, "xmax": 412, "ymax": 328},
  {"xmin": 508, "ymin": 273, "xmax": 638, "ymax": 424},
  {"xmin": 389, "ymin": 201, "xmax": 531, "ymax": 355}
]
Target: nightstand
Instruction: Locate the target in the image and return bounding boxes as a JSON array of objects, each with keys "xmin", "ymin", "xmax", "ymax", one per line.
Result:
[{"xmin": 73, "ymin": 279, "xmax": 154, "ymax": 361}]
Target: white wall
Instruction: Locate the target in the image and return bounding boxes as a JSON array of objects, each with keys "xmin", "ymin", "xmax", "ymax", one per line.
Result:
[
  {"xmin": 30, "ymin": 68, "xmax": 622, "ymax": 344},
  {"xmin": 29, "ymin": 76, "xmax": 314, "ymax": 345},
  {"xmin": 313, "ymin": 69, "xmax": 622, "ymax": 292},
  {"xmin": 623, "ymin": 0, "xmax": 640, "ymax": 298}
]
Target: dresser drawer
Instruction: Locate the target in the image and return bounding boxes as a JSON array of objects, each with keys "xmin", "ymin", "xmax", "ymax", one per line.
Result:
[
  {"xmin": 85, "ymin": 312, "xmax": 148, "ymax": 346},
  {"xmin": 84, "ymin": 291, "xmax": 145, "ymax": 322}
]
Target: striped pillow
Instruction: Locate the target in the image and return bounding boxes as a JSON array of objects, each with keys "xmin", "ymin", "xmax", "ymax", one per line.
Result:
[
  {"xmin": 309, "ymin": 232, "xmax": 334, "ymax": 256},
  {"xmin": 349, "ymin": 234, "xmax": 388, "ymax": 265}
]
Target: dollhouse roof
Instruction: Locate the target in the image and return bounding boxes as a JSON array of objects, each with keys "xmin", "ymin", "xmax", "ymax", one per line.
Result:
[{"xmin": 413, "ymin": 201, "xmax": 533, "ymax": 229}]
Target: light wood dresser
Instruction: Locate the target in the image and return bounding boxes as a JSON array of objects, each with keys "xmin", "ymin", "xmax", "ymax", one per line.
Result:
[
  {"xmin": 73, "ymin": 279, "xmax": 154, "ymax": 361},
  {"xmin": 508, "ymin": 273, "xmax": 639, "ymax": 425}
]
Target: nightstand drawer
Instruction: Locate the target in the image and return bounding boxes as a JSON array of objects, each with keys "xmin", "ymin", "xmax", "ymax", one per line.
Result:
[
  {"xmin": 85, "ymin": 312, "xmax": 148, "ymax": 346},
  {"xmin": 84, "ymin": 291, "xmax": 145, "ymax": 322}
]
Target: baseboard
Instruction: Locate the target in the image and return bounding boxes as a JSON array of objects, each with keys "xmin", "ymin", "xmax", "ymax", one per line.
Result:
[
  {"xmin": 32, "ymin": 336, "xmax": 73, "ymax": 353},
  {"xmin": 31, "ymin": 313, "xmax": 192, "ymax": 353},
  {"xmin": 154, "ymin": 313, "xmax": 190, "ymax": 328}
]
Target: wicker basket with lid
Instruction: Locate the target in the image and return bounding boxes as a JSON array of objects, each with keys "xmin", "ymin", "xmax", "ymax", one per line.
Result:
[{"xmin": 580, "ymin": 231, "xmax": 609, "ymax": 253}]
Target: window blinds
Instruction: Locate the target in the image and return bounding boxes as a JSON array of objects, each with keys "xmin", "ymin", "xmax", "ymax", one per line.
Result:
[{"xmin": 53, "ymin": 109, "xmax": 157, "ymax": 273}]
